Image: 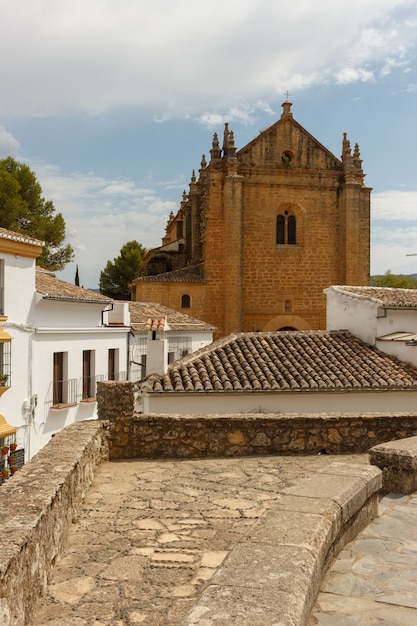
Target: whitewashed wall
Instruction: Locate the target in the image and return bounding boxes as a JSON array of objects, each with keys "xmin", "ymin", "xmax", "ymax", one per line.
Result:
[
  {"xmin": 376, "ymin": 309, "xmax": 417, "ymax": 337},
  {"xmin": 325, "ymin": 287, "xmax": 378, "ymax": 345},
  {"xmin": 129, "ymin": 330, "xmax": 214, "ymax": 382},
  {"xmin": 1, "ymin": 253, "xmax": 36, "ymax": 323},
  {"xmin": 142, "ymin": 389, "xmax": 417, "ymax": 415},
  {"xmin": 2, "ymin": 321, "xmax": 128, "ymax": 459},
  {"xmin": 326, "ymin": 286, "xmax": 417, "ymax": 367},
  {"xmin": 31, "ymin": 299, "xmax": 110, "ymax": 329},
  {"xmin": 0, "ymin": 250, "xmax": 129, "ymax": 460}
]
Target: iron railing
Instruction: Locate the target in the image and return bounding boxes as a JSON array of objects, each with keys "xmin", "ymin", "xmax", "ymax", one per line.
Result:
[{"xmin": 52, "ymin": 377, "xmax": 78, "ymax": 406}]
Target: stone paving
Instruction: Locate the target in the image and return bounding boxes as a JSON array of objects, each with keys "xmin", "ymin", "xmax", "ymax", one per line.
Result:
[
  {"xmin": 30, "ymin": 454, "xmax": 360, "ymax": 626},
  {"xmin": 309, "ymin": 492, "xmax": 417, "ymax": 626}
]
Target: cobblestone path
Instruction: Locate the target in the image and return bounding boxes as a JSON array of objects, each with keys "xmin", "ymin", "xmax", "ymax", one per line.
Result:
[
  {"xmin": 31, "ymin": 454, "xmax": 362, "ymax": 626},
  {"xmin": 310, "ymin": 492, "xmax": 417, "ymax": 625}
]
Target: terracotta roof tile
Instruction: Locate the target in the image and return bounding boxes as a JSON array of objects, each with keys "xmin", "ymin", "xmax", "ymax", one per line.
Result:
[
  {"xmin": 331, "ymin": 285, "xmax": 417, "ymax": 308},
  {"xmin": 128, "ymin": 301, "xmax": 215, "ymax": 332},
  {"xmin": 36, "ymin": 269, "xmax": 112, "ymax": 304},
  {"xmin": 0, "ymin": 227, "xmax": 43, "ymax": 247},
  {"xmin": 142, "ymin": 330, "xmax": 417, "ymax": 393},
  {"xmin": 133, "ymin": 263, "xmax": 204, "ymax": 284}
]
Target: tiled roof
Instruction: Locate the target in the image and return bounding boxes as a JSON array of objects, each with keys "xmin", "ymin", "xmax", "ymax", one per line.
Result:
[
  {"xmin": 331, "ymin": 286, "xmax": 417, "ymax": 308},
  {"xmin": 133, "ymin": 264, "xmax": 205, "ymax": 283},
  {"xmin": 36, "ymin": 269, "xmax": 112, "ymax": 304},
  {"xmin": 128, "ymin": 301, "xmax": 216, "ymax": 332},
  {"xmin": 142, "ymin": 330, "xmax": 417, "ymax": 393},
  {"xmin": 0, "ymin": 227, "xmax": 43, "ymax": 247}
]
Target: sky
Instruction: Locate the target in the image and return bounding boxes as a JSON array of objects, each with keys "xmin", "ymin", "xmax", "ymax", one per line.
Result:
[{"xmin": 1, "ymin": 1, "xmax": 417, "ymax": 288}]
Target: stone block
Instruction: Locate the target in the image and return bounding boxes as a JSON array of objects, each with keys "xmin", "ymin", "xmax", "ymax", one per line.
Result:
[
  {"xmin": 186, "ymin": 543, "xmax": 317, "ymax": 626},
  {"xmin": 243, "ymin": 506, "xmax": 335, "ymax": 576},
  {"xmin": 319, "ymin": 462, "xmax": 382, "ymax": 498},
  {"xmin": 183, "ymin": 583, "xmax": 306, "ymax": 626},
  {"xmin": 369, "ymin": 436, "xmax": 417, "ymax": 494},
  {"xmin": 285, "ymin": 462, "xmax": 381, "ymax": 524}
]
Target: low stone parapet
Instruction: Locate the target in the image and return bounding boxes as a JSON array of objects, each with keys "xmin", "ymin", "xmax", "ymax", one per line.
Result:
[
  {"xmin": 107, "ymin": 412, "xmax": 417, "ymax": 459},
  {"xmin": 183, "ymin": 462, "xmax": 382, "ymax": 626},
  {"xmin": 369, "ymin": 435, "xmax": 417, "ymax": 494},
  {"xmin": 0, "ymin": 421, "xmax": 109, "ymax": 626},
  {"xmin": 97, "ymin": 381, "xmax": 417, "ymax": 458}
]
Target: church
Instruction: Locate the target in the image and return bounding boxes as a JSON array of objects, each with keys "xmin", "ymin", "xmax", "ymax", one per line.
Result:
[{"xmin": 132, "ymin": 101, "xmax": 371, "ymax": 339}]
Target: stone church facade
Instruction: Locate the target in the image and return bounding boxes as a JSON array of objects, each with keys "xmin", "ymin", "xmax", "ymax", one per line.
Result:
[{"xmin": 132, "ymin": 102, "xmax": 371, "ymax": 339}]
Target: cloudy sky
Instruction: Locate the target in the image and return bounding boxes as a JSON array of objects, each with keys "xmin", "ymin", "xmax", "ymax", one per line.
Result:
[{"xmin": 1, "ymin": 0, "xmax": 417, "ymax": 288}]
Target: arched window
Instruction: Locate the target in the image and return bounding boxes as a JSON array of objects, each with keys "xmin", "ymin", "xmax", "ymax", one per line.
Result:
[
  {"xmin": 181, "ymin": 294, "xmax": 191, "ymax": 308},
  {"xmin": 276, "ymin": 215, "xmax": 285, "ymax": 244},
  {"xmin": 288, "ymin": 215, "xmax": 296, "ymax": 244},
  {"xmin": 276, "ymin": 211, "xmax": 296, "ymax": 245}
]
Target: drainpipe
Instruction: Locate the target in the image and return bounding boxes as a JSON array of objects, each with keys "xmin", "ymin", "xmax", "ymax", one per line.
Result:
[{"xmin": 101, "ymin": 303, "xmax": 114, "ymax": 326}]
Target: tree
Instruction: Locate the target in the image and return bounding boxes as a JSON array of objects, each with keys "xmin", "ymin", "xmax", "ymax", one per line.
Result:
[
  {"xmin": 99, "ymin": 240, "xmax": 147, "ymax": 299},
  {"xmin": 371, "ymin": 270, "xmax": 417, "ymax": 289},
  {"xmin": 75, "ymin": 264, "xmax": 80, "ymax": 286},
  {"xmin": 0, "ymin": 157, "xmax": 74, "ymax": 271}
]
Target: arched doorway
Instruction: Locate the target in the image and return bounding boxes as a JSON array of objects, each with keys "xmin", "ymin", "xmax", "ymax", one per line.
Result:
[{"xmin": 262, "ymin": 314, "xmax": 311, "ymax": 332}]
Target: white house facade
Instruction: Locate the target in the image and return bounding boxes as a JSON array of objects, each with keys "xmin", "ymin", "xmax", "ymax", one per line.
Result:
[
  {"xmin": 127, "ymin": 301, "xmax": 215, "ymax": 381},
  {"xmin": 325, "ymin": 285, "xmax": 417, "ymax": 367},
  {"xmin": 0, "ymin": 228, "xmax": 130, "ymax": 463}
]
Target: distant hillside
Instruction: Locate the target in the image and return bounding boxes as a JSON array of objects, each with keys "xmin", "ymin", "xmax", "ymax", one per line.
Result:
[{"xmin": 371, "ymin": 273, "xmax": 417, "ymax": 280}]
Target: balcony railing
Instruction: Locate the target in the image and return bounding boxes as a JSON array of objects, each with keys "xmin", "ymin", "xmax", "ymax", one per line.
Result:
[
  {"xmin": 106, "ymin": 370, "xmax": 127, "ymax": 382},
  {"xmin": 52, "ymin": 377, "xmax": 78, "ymax": 407}
]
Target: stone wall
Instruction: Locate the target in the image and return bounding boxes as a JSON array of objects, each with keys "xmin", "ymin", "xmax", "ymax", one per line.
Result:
[
  {"xmin": 370, "ymin": 436, "xmax": 417, "ymax": 494},
  {"xmin": 0, "ymin": 421, "xmax": 109, "ymax": 626},
  {"xmin": 97, "ymin": 382, "xmax": 417, "ymax": 459}
]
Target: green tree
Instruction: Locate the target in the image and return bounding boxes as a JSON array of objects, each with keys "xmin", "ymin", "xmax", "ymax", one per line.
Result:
[
  {"xmin": 75, "ymin": 264, "xmax": 80, "ymax": 286},
  {"xmin": 371, "ymin": 270, "xmax": 417, "ymax": 289},
  {"xmin": 99, "ymin": 240, "xmax": 147, "ymax": 299},
  {"xmin": 0, "ymin": 157, "xmax": 74, "ymax": 271}
]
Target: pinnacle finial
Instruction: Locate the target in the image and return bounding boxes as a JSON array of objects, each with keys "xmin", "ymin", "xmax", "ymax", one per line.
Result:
[
  {"xmin": 342, "ymin": 132, "xmax": 351, "ymax": 158},
  {"xmin": 223, "ymin": 123, "xmax": 230, "ymax": 151},
  {"xmin": 281, "ymin": 100, "xmax": 293, "ymax": 119},
  {"xmin": 210, "ymin": 132, "xmax": 222, "ymax": 161}
]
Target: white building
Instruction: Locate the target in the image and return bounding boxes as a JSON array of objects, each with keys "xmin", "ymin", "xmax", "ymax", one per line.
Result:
[
  {"xmin": 0, "ymin": 228, "xmax": 129, "ymax": 462},
  {"xmin": 325, "ymin": 285, "xmax": 417, "ymax": 367},
  {"xmin": 0, "ymin": 227, "xmax": 217, "ymax": 463},
  {"xmin": 140, "ymin": 327, "xmax": 417, "ymax": 415},
  {"xmin": 127, "ymin": 301, "xmax": 215, "ymax": 381}
]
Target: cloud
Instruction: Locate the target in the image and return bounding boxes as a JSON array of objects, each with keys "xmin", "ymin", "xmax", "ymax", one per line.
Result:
[
  {"xmin": 0, "ymin": 127, "xmax": 20, "ymax": 157},
  {"xmin": 197, "ymin": 100, "xmax": 276, "ymax": 128},
  {"xmin": 0, "ymin": 1, "xmax": 415, "ymax": 118},
  {"xmin": 371, "ymin": 189, "xmax": 417, "ymax": 274},
  {"xmin": 31, "ymin": 162, "xmax": 176, "ymax": 288},
  {"xmin": 372, "ymin": 190, "xmax": 417, "ymax": 221}
]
